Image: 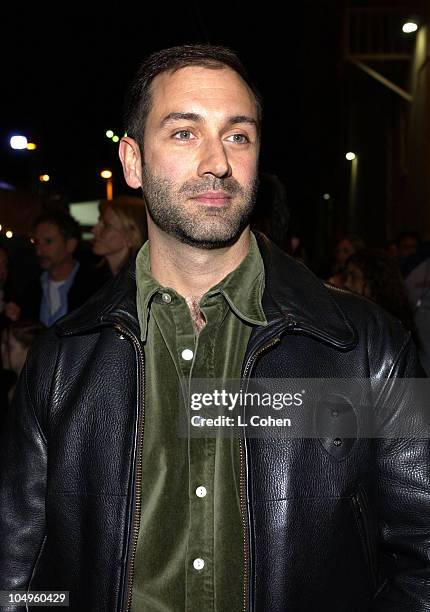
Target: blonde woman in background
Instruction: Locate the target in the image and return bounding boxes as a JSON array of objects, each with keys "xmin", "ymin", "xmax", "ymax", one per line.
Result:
[{"xmin": 92, "ymin": 196, "xmax": 147, "ymax": 276}]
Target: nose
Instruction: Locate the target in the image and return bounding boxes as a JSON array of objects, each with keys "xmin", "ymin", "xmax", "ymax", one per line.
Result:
[{"xmin": 197, "ymin": 138, "xmax": 232, "ymax": 179}]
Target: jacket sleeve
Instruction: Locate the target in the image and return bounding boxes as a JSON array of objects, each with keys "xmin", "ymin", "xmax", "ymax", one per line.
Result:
[
  {"xmin": 0, "ymin": 334, "xmax": 55, "ymax": 607},
  {"xmin": 373, "ymin": 336, "xmax": 430, "ymax": 611}
]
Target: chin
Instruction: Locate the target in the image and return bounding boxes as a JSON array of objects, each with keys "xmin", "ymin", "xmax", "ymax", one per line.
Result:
[{"xmin": 92, "ymin": 244, "xmax": 106, "ymax": 256}]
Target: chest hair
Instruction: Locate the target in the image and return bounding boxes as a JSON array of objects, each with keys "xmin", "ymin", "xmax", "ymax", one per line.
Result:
[{"xmin": 185, "ymin": 297, "xmax": 206, "ymax": 333}]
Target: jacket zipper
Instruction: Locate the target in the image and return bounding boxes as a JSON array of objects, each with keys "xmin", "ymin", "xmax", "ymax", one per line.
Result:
[
  {"xmin": 114, "ymin": 325, "xmax": 146, "ymax": 612},
  {"xmin": 118, "ymin": 316, "xmax": 292, "ymax": 611},
  {"xmin": 239, "ymin": 335, "xmax": 283, "ymax": 612}
]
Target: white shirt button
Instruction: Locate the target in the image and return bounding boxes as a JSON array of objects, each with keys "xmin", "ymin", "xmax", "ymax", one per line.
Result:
[
  {"xmin": 195, "ymin": 486, "xmax": 207, "ymax": 498},
  {"xmin": 193, "ymin": 558, "xmax": 205, "ymax": 570},
  {"xmin": 161, "ymin": 292, "xmax": 172, "ymax": 303},
  {"xmin": 181, "ymin": 349, "xmax": 194, "ymax": 361}
]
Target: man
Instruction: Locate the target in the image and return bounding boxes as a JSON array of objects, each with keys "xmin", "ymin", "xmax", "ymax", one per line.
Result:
[
  {"xmin": 5, "ymin": 210, "xmax": 102, "ymax": 326},
  {"xmin": 0, "ymin": 45, "xmax": 429, "ymax": 612}
]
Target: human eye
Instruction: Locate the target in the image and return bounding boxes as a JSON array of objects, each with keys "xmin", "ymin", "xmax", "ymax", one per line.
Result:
[
  {"xmin": 172, "ymin": 129, "xmax": 195, "ymax": 141},
  {"xmin": 226, "ymin": 133, "xmax": 250, "ymax": 144}
]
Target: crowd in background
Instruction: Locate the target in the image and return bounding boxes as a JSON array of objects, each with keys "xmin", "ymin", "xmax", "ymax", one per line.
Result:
[
  {"xmin": 0, "ymin": 182, "xmax": 429, "ymax": 426},
  {"xmin": 0, "ymin": 195, "xmax": 147, "ymax": 425}
]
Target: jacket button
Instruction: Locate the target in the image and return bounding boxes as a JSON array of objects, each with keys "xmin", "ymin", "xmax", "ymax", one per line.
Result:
[{"xmin": 333, "ymin": 438, "xmax": 342, "ymax": 447}]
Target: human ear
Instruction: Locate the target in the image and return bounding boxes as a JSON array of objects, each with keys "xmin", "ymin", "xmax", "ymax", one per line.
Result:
[
  {"xmin": 66, "ymin": 238, "xmax": 78, "ymax": 255},
  {"xmin": 119, "ymin": 137, "xmax": 143, "ymax": 189}
]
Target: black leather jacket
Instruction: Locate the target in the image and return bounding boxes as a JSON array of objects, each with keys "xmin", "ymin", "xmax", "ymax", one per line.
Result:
[{"xmin": 1, "ymin": 234, "xmax": 429, "ymax": 611}]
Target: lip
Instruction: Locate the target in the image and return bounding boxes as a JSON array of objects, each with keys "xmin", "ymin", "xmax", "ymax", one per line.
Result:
[{"xmin": 190, "ymin": 191, "xmax": 231, "ymax": 206}]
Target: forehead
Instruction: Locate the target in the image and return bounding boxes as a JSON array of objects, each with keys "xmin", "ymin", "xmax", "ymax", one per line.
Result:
[
  {"xmin": 34, "ymin": 222, "xmax": 62, "ymax": 238},
  {"xmin": 148, "ymin": 65, "xmax": 257, "ymax": 123}
]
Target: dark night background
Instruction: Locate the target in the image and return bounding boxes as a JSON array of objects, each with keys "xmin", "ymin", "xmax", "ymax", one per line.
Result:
[{"xmin": 0, "ymin": 1, "xmax": 426, "ymax": 265}]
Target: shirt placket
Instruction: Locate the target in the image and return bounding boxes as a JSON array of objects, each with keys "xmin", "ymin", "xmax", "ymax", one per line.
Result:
[{"xmin": 171, "ymin": 305, "xmax": 217, "ymax": 611}]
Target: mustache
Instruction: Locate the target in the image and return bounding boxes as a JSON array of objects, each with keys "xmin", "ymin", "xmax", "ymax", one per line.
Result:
[{"xmin": 178, "ymin": 177, "xmax": 243, "ymax": 197}]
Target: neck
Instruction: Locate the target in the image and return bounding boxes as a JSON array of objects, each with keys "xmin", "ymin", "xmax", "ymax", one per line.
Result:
[
  {"xmin": 49, "ymin": 258, "xmax": 76, "ymax": 281},
  {"xmin": 148, "ymin": 223, "xmax": 251, "ymax": 301},
  {"xmin": 107, "ymin": 248, "xmax": 130, "ymax": 276}
]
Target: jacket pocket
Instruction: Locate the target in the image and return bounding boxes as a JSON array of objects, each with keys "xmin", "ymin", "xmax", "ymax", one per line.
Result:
[{"xmin": 350, "ymin": 485, "xmax": 379, "ymax": 590}]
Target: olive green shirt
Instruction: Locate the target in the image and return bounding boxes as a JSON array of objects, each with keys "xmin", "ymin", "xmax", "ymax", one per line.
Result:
[{"xmin": 132, "ymin": 233, "xmax": 266, "ymax": 611}]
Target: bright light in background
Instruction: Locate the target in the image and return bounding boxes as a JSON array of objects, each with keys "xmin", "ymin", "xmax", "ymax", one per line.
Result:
[
  {"xmin": 106, "ymin": 130, "xmax": 114, "ymax": 139},
  {"xmin": 26, "ymin": 142, "xmax": 37, "ymax": 150},
  {"xmin": 112, "ymin": 135, "xmax": 119, "ymax": 143},
  {"xmin": 39, "ymin": 174, "xmax": 50, "ymax": 182},
  {"xmin": 0, "ymin": 225, "xmax": 2, "ymax": 231},
  {"xmin": 10, "ymin": 135, "xmax": 28, "ymax": 150},
  {"xmin": 5, "ymin": 231, "xmax": 13, "ymax": 239},
  {"xmin": 323, "ymin": 193, "xmax": 331, "ymax": 200},
  {"xmin": 402, "ymin": 21, "xmax": 418, "ymax": 33},
  {"xmin": 100, "ymin": 170, "xmax": 113, "ymax": 200},
  {"xmin": 346, "ymin": 152, "xmax": 356, "ymax": 161}
]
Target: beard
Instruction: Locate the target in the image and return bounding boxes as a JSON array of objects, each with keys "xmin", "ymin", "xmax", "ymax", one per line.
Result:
[{"xmin": 140, "ymin": 164, "xmax": 259, "ymax": 249}]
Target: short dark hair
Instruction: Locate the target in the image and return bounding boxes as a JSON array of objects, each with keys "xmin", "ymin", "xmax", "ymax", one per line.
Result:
[
  {"xmin": 123, "ymin": 44, "xmax": 263, "ymax": 152},
  {"xmin": 33, "ymin": 210, "xmax": 82, "ymax": 242}
]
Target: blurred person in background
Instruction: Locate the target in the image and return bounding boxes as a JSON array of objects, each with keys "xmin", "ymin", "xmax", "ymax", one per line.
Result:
[
  {"xmin": 396, "ymin": 230, "xmax": 420, "ymax": 260},
  {"xmin": 396, "ymin": 230, "xmax": 421, "ymax": 277},
  {"xmin": 0, "ymin": 319, "xmax": 45, "ymax": 426},
  {"xmin": 92, "ymin": 196, "xmax": 147, "ymax": 278},
  {"xmin": 250, "ymin": 173, "xmax": 289, "ymax": 250},
  {"xmin": 344, "ymin": 248, "xmax": 416, "ymax": 337},
  {"xmin": 385, "ymin": 239, "xmax": 398, "ymax": 259},
  {"xmin": 328, "ymin": 235, "xmax": 365, "ymax": 287},
  {"xmin": 5, "ymin": 210, "xmax": 105, "ymax": 327}
]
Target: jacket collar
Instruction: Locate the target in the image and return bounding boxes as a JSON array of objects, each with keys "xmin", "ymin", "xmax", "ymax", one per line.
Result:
[
  {"xmin": 56, "ymin": 232, "xmax": 357, "ymax": 350},
  {"xmin": 254, "ymin": 233, "xmax": 357, "ymax": 349}
]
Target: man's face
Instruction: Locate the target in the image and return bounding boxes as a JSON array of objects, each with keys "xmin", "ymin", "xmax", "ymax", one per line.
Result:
[
  {"xmin": 335, "ymin": 239, "xmax": 356, "ymax": 267},
  {"xmin": 124, "ymin": 65, "xmax": 260, "ymax": 248},
  {"xmin": 33, "ymin": 222, "xmax": 76, "ymax": 270}
]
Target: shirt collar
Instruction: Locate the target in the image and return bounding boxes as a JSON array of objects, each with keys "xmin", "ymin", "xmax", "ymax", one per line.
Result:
[
  {"xmin": 135, "ymin": 232, "xmax": 267, "ymax": 342},
  {"xmin": 200, "ymin": 232, "xmax": 267, "ymax": 326},
  {"xmin": 41, "ymin": 261, "xmax": 80, "ymax": 291}
]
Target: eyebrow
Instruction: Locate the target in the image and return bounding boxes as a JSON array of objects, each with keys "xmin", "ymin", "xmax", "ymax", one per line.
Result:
[{"xmin": 160, "ymin": 112, "xmax": 258, "ymax": 129}]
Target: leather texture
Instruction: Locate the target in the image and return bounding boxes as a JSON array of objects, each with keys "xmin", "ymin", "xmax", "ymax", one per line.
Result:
[{"xmin": 0, "ymin": 233, "xmax": 429, "ymax": 612}]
